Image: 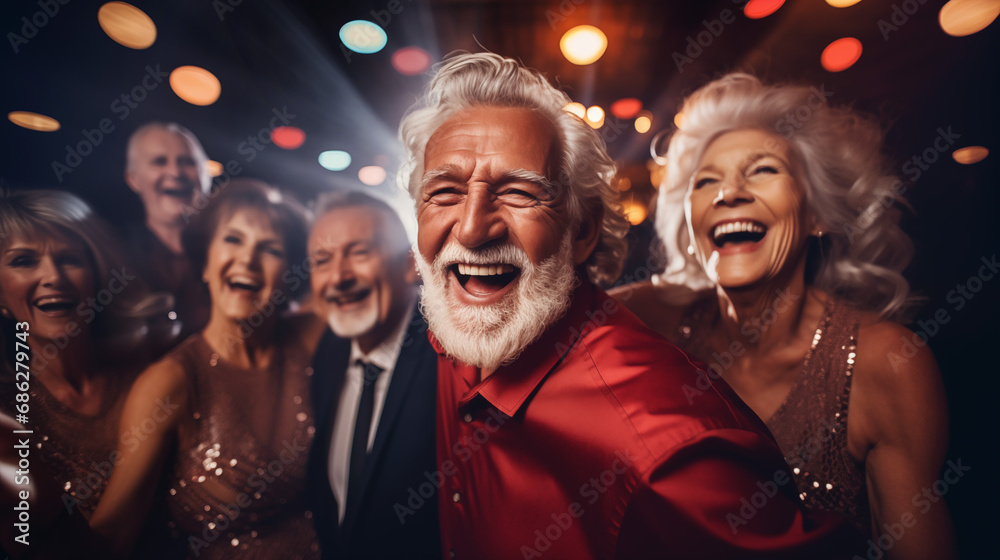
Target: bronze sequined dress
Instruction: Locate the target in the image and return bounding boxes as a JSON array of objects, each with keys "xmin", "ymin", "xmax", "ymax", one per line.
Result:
[
  {"xmin": 0, "ymin": 368, "xmax": 130, "ymax": 519},
  {"xmin": 160, "ymin": 333, "xmax": 320, "ymax": 559},
  {"xmin": 676, "ymin": 297, "xmax": 870, "ymax": 534}
]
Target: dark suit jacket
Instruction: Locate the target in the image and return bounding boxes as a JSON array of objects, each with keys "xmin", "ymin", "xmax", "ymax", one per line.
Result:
[{"xmin": 307, "ymin": 304, "xmax": 441, "ymax": 560}]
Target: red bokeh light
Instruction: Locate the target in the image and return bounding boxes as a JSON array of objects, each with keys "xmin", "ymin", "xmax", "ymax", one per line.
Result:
[
  {"xmin": 821, "ymin": 37, "xmax": 863, "ymax": 72},
  {"xmin": 610, "ymin": 98, "xmax": 643, "ymax": 119},
  {"xmin": 744, "ymin": 0, "xmax": 786, "ymax": 19},
  {"xmin": 272, "ymin": 126, "xmax": 306, "ymax": 150},
  {"xmin": 392, "ymin": 47, "xmax": 432, "ymax": 76}
]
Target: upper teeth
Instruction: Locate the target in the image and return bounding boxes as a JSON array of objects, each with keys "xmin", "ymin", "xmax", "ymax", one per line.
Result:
[
  {"xmin": 713, "ymin": 221, "xmax": 766, "ymax": 240},
  {"xmin": 229, "ymin": 275, "xmax": 259, "ymax": 287},
  {"xmin": 456, "ymin": 263, "xmax": 516, "ymax": 276},
  {"xmin": 36, "ymin": 297, "xmax": 69, "ymax": 306}
]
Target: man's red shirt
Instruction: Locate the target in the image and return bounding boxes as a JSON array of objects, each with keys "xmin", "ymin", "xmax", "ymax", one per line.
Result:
[{"xmin": 430, "ymin": 280, "xmax": 858, "ymax": 559}]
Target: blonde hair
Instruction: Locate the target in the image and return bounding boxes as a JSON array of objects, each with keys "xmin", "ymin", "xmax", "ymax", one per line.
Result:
[{"xmin": 0, "ymin": 189, "xmax": 170, "ymax": 366}]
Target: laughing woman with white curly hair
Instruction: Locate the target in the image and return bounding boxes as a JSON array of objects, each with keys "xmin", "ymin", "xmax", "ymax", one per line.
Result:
[{"xmin": 612, "ymin": 73, "xmax": 955, "ymax": 559}]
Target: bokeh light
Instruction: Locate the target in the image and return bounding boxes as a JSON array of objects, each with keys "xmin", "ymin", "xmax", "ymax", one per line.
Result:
[
  {"xmin": 744, "ymin": 0, "xmax": 786, "ymax": 19},
  {"xmin": 952, "ymin": 146, "xmax": 989, "ymax": 164},
  {"xmin": 674, "ymin": 112, "xmax": 685, "ymax": 129},
  {"xmin": 169, "ymin": 66, "xmax": 221, "ymax": 106},
  {"xmin": 623, "ymin": 200, "xmax": 648, "ymax": 225},
  {"xmin": 359, "ymin": 165, "xmax": 387, "ymax": 185},
  {"xmin": 826, "ymin": 0, "xmax": 863, "ymax": 7},
  {"xmin": 821, "ymin": 37, "xmax": 863, "ymax": 72},
  {"xmin": 563, "ymin": 102, "xmax": 586, "ymax": 120},
  {"xmin": 98, "ymin": 2, "xmax": 156, "ymax": 49},
  {"xmin": 939, "ymin": 0, "xmax": 1000, "ymax": 36},
  {"xmin": 340, "ymin": 20, "xmax": 387, "ymax": 54},
  {"xmin": 206, "ymin": 160, "xmax": 224, "ymax": 177},
  {"xmin": 610, "ymin": 98, "xmax": 643, "ymax": 119},
  {"xmin": 319, "ymin": 150, "xmax": 352, "ymax": 171},
  {"xmin": 272, "ymin": 126, "xmax": 306, "ymax": 150},
  {"xmin": 392, "ymin": 47, "xmax": 432, "ymax": 75},
  {"xmin": 560, "ymin": 25, "xmax": 608, "ymax": 65},
  {"xmin": 8, "ymin": 111, "xmax": 60, "ymax": 132},
  {"xmin": 585, "ymin": 106, "xmax": 605, "ymax": 129},
  {"xmin": 635, "ymin": 113, "xmax": 652, "ymax": 134}
]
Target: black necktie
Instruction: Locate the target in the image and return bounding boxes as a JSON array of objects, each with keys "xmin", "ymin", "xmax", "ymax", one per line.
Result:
[{"xmin": 347, "ymin": 359, "xmax": 384, "ymax": 513}]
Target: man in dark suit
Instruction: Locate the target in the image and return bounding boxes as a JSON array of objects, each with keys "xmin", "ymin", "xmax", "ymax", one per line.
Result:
[{"xmin": 306, "ymin": 190, "xmax": 440, "ymax": 559}]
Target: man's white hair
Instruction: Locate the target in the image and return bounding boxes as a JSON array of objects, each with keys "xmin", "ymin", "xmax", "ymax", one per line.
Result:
[{"xmin": 398, "ymin": 52, "xmax": 629, "ymax": 285}]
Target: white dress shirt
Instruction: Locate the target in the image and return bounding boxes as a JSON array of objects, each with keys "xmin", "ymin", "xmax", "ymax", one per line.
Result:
[{"xmin": 327, "ymin": 298, "xmax": 415, "ymax": 524}]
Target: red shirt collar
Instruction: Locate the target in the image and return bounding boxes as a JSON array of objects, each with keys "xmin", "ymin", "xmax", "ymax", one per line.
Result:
[{"xmin": 428, "ymin": 279, "xmax": 600, "ymax": 417}]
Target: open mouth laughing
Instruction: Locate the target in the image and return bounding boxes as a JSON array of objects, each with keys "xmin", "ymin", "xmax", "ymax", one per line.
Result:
[
  {"xmin": 449, "ymin": 262, "xmax": 520, "ymax": 301},
  {"xmin": 161, "ymin": 185, "xmax": 195, "ymax": 200},
  {"xmin": 711, "ymin": 220, "xmax": 767, "ymax": 250},
  {"xmin": 226, "ymin": 274, "xmax": 262, "ymax": 293},
  {"xmin": 32, "ymin": 294, "xmax": 77, "ymax": 316},
  {"xmin": 325, "ymin": 287, "xmax": 373, "ymax": 308}
]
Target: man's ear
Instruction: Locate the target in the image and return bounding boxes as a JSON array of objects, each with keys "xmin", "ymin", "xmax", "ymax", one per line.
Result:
[
  {"xmin": 125, "ymin": 169, "xmax": 140, "ymax": 194},
  {"xmin": 572, "ymin": 205, "xmax": 603, "ymax": 266}
]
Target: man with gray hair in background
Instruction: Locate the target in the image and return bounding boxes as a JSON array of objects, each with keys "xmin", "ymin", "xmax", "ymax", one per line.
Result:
[
  {"xmin": 399, "ymin": 52, "xmax": 861, "ymax": 559},
  {"xmin": 122, "ymin": 121, "xmax": 211, "ymax": 346}
]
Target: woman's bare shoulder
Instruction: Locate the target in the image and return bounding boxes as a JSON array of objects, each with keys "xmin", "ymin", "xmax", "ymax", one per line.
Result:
[{"xmin": 608, "ymin": 281, "xmax": 701, "ymax": 340}]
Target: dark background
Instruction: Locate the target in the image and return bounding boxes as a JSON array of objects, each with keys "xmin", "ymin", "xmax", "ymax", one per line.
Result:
[{"xmin": 1, "ymin": 0, "xmax": 996, "ymax": 554}]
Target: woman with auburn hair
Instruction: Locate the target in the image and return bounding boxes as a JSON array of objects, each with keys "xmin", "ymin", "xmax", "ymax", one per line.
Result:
[
  {"xmin": 612, "ymin": 73, "xmax": 954, "ymax": 559},
  {"xmin": 90, "ymin": 180, "xmax": 325, "ymax": 559},
  {"xmin": 0, "ymin": 189, "xmax": 168, "ymax": 555}
]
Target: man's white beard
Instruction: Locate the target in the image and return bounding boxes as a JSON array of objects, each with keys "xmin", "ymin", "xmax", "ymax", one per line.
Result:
[
  {"xmin": 415, "ymin": 234, "xmax": 577, "ymax": 372},
  {"xmin": 325, "ymin": 287, "xmax": 379, "ymax": 340}
]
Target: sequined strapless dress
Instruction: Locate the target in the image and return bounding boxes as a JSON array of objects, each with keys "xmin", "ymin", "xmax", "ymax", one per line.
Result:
[{"xmin": 159, "ymin": 333, "xmax": 320, "ymax": 559}]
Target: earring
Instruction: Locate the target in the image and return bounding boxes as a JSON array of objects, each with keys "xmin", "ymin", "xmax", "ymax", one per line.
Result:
[
  {"xmin": 0, "ymin": 306, "xmax": 11, "ymax": 319},
  {"xmin": 686, "ymin": 245, "xmax": 696, "ymax": 255},
  {"xmin": 815, "ymin": 230, "xmax": 825, "ymax": 238}
]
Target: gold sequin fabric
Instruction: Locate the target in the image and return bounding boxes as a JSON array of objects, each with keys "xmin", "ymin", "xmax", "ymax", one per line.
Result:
[
  {"xmin": 764, "ymin": 300, "xmax": 870, "ymax": 535},
  {"xmin": 162, "ymin": 333, "xmax": 319, "ymax": 559},
  {"xmin": 0, "ymin": 369, "xmax": 130, "ymax": 520}
]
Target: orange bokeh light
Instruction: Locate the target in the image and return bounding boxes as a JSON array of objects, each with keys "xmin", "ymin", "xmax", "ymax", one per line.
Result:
[
  {"xmin": 169, "ymin": 66, "xmax": 221, "ymax": 106},
  {"xmin": 821, "ymin": 37, "xmax": 863, "ymax": 72},
  {"xmin": 952, "ymin": 146, "xmax": 989, "ymax": 164}
]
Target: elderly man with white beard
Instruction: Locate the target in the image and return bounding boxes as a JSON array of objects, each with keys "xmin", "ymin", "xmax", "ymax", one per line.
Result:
[{"xmin": 399, "ymin": 53, "xmax": 862, "ymax": 560}]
